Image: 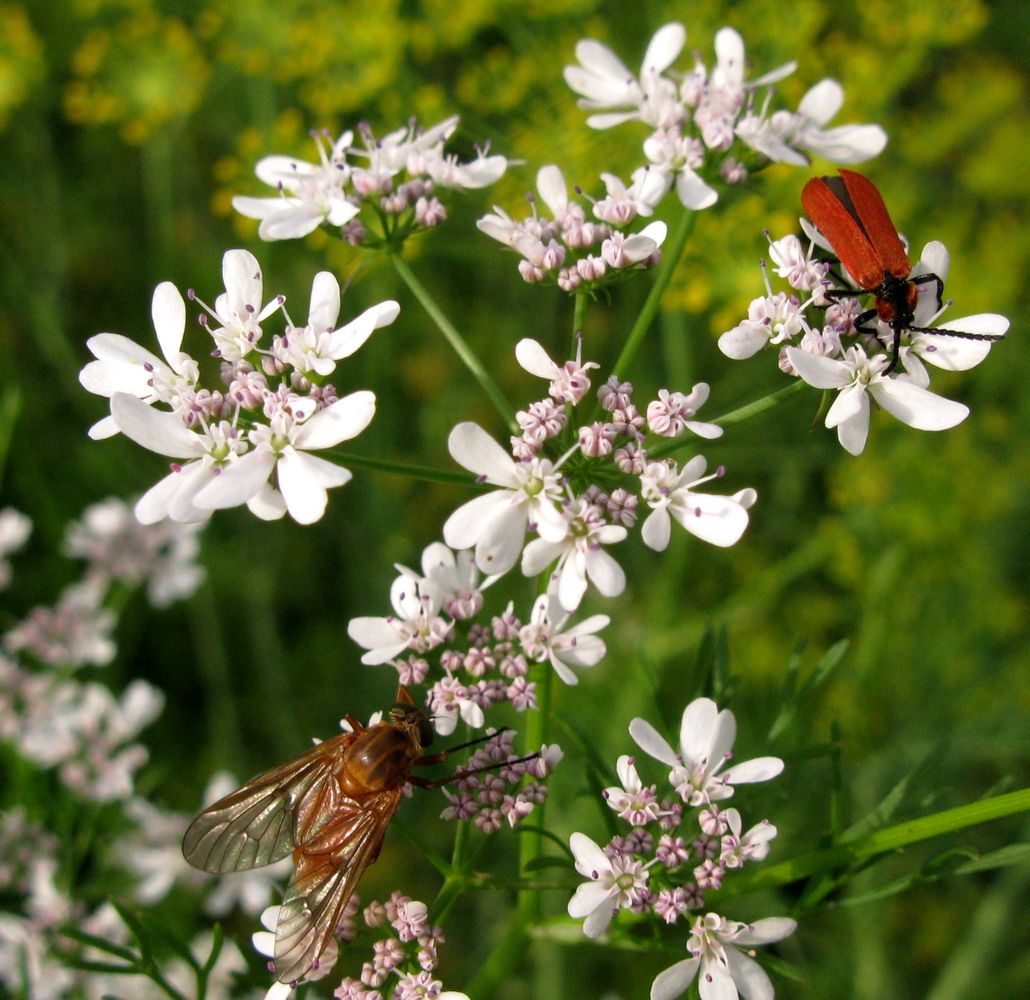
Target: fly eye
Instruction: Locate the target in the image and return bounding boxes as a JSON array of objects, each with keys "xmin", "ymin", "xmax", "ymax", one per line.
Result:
[{"xmin": 418, "ymin": 717, "xmax": 435, "ymax": 749}]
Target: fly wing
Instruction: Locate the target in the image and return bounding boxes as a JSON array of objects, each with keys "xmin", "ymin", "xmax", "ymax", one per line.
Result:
[
  {"xmin": 271, "ymin": 787, "xmax": 404, "ymax": 984},
  {"xmin": 182, "ymin": 732, "xmax": 354, "ymax": 874},
  {"xmin": 802, "ymin": 174, "xmax": 887, "ymax": 290}
]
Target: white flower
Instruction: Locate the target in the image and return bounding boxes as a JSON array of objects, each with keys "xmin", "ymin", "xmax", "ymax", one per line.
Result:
[
  {"xmin": 79, "ymin": 281, "xmax": 199, "ymax": 439},
  {"xmin": 786, "ymin": 345, "xmax": 969, "ymax": 456},
  {"xmin": 735, "ymin": 78, "xmax": 886, "ymax": 167},
  {"xmin": 603, "ymin": 755, "xmax": 661, "ymax": 826},
  {"xmin": 567, "ymin": 831, "xmax": 651, "ymax": 937},
  {"xmin": 442, "ymin": 422, "xmax": 568, "ymax": 576},
  {"xmin": 193, "ymin": 390, "xmax": 377, "ymax": 524},
  {"xmin": 204, "ymin": 249, "xmax": 285, "ymax": 362},
  {"xmin": 417, "ymin": 541, "xmax": 490, "ymax": 619},
  {"xmin": 0, "ymin": 508, "xmax": 31, "ymax": 589},
  {"xmin": 518, "ymin": 593, "xmax": 609, "ymax": 685},
  {"xmin": 347, "ymin": 570, "xmax": 450, "ymax": 666},
  {"xmin": 629, "ymin": 697, "xmax": 784, "ymax": 807},
  {"xmin": 719, "ymin": 808, "xmax": 777, "ymax": 869},
  {"xmin": 564, "ymin": 22, "xmax": 688, "ymax": 129},
  {"xmin": 109, "ymin": 393, "xmax": 249, "ymax": 524},
  {"xmin": 272, "ymin": 271, "xmax": 399, "ymax": 377},
  {"xmin": 639, "ymin": 457, "xmax": 754, "ymax": 552},
  {"xmin": 515, "ymin": 338, "xmax": 599, "ymax": 404},
  {"xmin": 718, "ymin": 293, "xmax": 807, "ymax": 360},
  {"xmin": 232, "ymin": 130, "xmax": 361, "ymax": 240},
  {"xmin": 521, "ymin": 497, "xmax": 627, "ymax": 612},
  {"xmin": 650, "ymin": 912, "xmax": 797, "ymax": 1000}
]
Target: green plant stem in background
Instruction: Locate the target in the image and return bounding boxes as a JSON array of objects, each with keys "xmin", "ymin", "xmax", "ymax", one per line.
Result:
[
  {"xmin": 612, "ymin": 207, "xmax": 697, "ymax": 378},
  {"xmin": 390, "ymin": 252, "xmax": 517, "ymax": 432},
  {"xmin": 715, "ymin": 786, "xmax": 1030, "ymax": 900},
  {"xmin": 321, "ymin": 448, "xmax": 480, "ymax": 486}
]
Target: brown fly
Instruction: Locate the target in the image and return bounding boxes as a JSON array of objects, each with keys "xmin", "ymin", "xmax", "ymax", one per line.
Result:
[{"xmin": 182, "ymin": 685, "xmax": 532, "ymax": 984}]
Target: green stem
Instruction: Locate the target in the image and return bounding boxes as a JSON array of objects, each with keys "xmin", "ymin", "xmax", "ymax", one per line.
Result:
[
  {"xmin": 571, "ymin": 292, "xmax": 588, "ymax": 355},
  {"xmin": 322, "ymin": 448, "xmax": 481, "ymax": 487},
  {"xmin": 715, "ymin": 786, "xmax": 1030, "ymax": 899},
  {"xmin": 389, "ymin": 253, "xmax": 517, "ymax": 432},
  {"xmin": 712, "ymin": 378, "xmax": 808, "ymax": 429},
  {"xmin": 612, "ymin": 207, "xmax": 697, "ymax": 378},
  {"xmin": 519, "ymin": 662, "xmax": 553, "ymax": 926}
]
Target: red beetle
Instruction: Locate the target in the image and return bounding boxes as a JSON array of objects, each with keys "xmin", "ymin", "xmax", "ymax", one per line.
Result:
[{"xmin": 801, "ymin": 169, "xmax": 1004, "ymax": 374}]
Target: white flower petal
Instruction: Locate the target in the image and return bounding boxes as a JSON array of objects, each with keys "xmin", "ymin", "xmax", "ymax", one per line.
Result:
[
  {"xmin": 644, "ymin": 22, "xmax": 686, "ymax": 75},
  {"xmin": 679, "ymin": 698, "xmax": 719, "ymax": 764},
  {"xmin": 629, "ymin": 717, "xmax": 678, "ymax": 766},
  {"xmin": 111, "ymin": 394, "xmax": 202, "ymax": 459},
  {"xmin": 259, "ymin": 205, "xmax": 325, "ymax": 240},
  {"xmin": 676, "ymin": 171, "xmax": 718, "ymax": 210},
  {"xmin": 447, "ymin": 422, "xmax": 518, "ymax": 485},
  {"xmin": 824, "ymin": 382, "xmax": 867, "ymax": 428},
  {"xmin": 327, "ymin": 301, "xmax": 400, "ymax": 360},
  {"xmin": 700, "ymin": 957, "xmax": 743, "ymax": 1000},
  {"xmin": 669, "ymin": 493, "xmax": 749, "ymax": 547},
  {"xmin": 521, "ymin": 536, "xmax": 564, "ymax": 578},
  {"xmin": 724, "ymin": 948, "xmax": 774, "ymax": 1000},
  {"xmin": 151, "ymin": 282, "xmax": 186, "ymax": 366},
  {"xmin": 195, "ymin": 449, "xmax": 277, "ymax": 511},
  {"xmin": 641, "ymin": 507, "xmax": 671, "ymax": 551},
  {"xmin": 650, "ymin": 958, "xmax": 700, "ymax": 1000},
  {"xmin": 569, "ymin": 832, "xmax": 610, "ymax": 878},
  {"xmin": 734, "ymin": 916, "xmax": 797, "ymax": 946},
  {"xmin": 786, "ymin": 347, "xmax": 853, "ymax": 389},
  {"xmin": 835, "ymin": 395, "xmax": 870, "ymax": 455},
  {"xmin": 797, "ymin": 79, "xmax": 843, "ymax": 125},
  {"xmin": 585, "ymin": 547, "xmax": 625, "ymax": 598},
  {"xmin": 307, "ymin": 272, "xmax": 341, "ymax": 332},
  {"xmin": 278, "ymin": 450, "xmax": 352, "ymax": 524},
  {"xmin": 721, "ymin": 756, "xmax": 785, "ymax": 785},
  {"xmin": 222, "ymin": 249, "xmax": 262, "ymax": 316},
  {"xmin": 474, "ymin": 503, "xmax": 527, "ymax": 575},
  {"xmin": 870, "ymin": 379, "xmax": 968, "ymax": 431},
  {"xmin": 515, "ymin": 338, "xmax": 559, "ymax": 379},
  {"xmin": 293, "ymin": 391, "xmax": 376, "ymax": 450},
  {"xmin": 247, "ymin": 483, "xmax": 287, "ymax": 520},
  {"xmin": 581, "ymin": 901, "xmax": 616, "ymax": 938},
  {"xmin": 536, "ymin": 165, "xmax": 567, "ymax": 214},
  {"xmin": 443, "ymin": 491, "xmax": 513, "ymax": 550},
  {"xmin": 718, "ymin": 324, "xmax": 769, "ymax": 360}
]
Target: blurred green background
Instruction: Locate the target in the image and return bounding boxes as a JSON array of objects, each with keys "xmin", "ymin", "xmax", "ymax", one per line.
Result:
[{"xmin": 1, "ymin": 0, "xmax": 1028, "ymax": 997}]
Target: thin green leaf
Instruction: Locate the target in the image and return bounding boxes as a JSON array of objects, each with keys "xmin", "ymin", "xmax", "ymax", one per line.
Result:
[
  {"xmin": 955, "ymin": 842, "xmax": 1030, "ymax": 875},
  {"xmin": 58, "ymin": 927, "xmax": 138, "ymax": 963},
  {"xmin": 64, "ymin": 959, "xmax": 138, "ymax": 975}
]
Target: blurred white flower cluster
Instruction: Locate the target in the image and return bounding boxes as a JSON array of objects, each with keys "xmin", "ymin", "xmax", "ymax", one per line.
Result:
[
  {"xmin": 233, "ymin": 115, "xmax": 507, "ymax": 243},
  {"xmin": 565, "ymin": 22, "xmax": 886, "ymax": 209}
]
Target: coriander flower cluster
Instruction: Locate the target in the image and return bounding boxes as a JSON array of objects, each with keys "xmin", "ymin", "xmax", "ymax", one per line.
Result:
[
  {"xmin": 348, "ymin": 541, "xmax": 607, "ymax": 723},
  {"xmin": 233, "ymin": 115, "xmax": 507, "ymax": 243},
  {"xmin": 719, "ymin": 229, "xmax": 1009, "ymax": 455},
  {"xmin": 478, "ymin": 164, "xmax": 667, "ymax": 290},
  {"xmin": 568, "ymin": 697, "xmax": 794, "ymax": 1000},
  {"xmin": 80, "ymin": 249, "xmax": 398, "ymax": 524},
  {"xmin": 441, "ymin": 338, "xmax": 755, "ymax": 610},
  {"xmin": 565, "ymin": 22, "xmax": 886, "ymax": 210},
  {"xmin": 254, "ymin": 894, "xmax": 470, "ymax": 1000}
]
